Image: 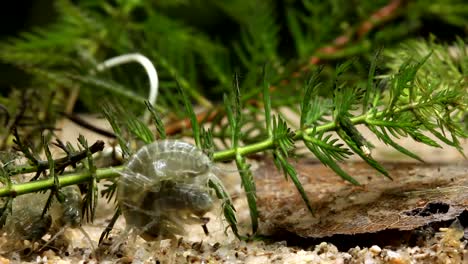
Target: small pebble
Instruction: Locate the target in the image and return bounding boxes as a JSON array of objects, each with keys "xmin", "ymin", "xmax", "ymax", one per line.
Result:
[
  {"xmin": 42, "ymin": 249, "xmax": 56, "ymax": 259},
  {"xmin": 369, "ymin": 245, "xmax": 381, "ymax": 255}
]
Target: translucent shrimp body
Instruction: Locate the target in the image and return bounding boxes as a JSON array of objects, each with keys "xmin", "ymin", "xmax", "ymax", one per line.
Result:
[{"xmin": 118, "ymin": 140, "xmax": 216, "ymax": 241}]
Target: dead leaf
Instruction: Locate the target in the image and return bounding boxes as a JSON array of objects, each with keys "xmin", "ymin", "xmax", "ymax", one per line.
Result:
[{"xmin": 255, "ymin": 160, "xmax": 468, "ymax": 238}]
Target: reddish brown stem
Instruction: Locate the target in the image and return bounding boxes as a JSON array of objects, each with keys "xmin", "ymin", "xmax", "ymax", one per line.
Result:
[{"xmin": 306, "ymin": 0, "xmax": 405, "ymax": 66}]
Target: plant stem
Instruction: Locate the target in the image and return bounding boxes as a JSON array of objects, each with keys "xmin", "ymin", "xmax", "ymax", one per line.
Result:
[
  {"xmin": 214, "ymin": 101, "xmax": 431, "ymax": 161},
  {"xmin": 0, "ymin": 100, "xmax": 448, "ymax": 197},
  {"xmin": 0, "ymin": 166, "xmax": 121, "ymax": 197}
]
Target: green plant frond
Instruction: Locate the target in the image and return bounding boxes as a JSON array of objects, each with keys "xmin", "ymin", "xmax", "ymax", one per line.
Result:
[
  {"xmin": 0, "ymin": 0, "xmax": 102, "ymax": 69},
  {"xmin": 272, "ymin": 116, "xmax": 295, "ymax": 157},
  {"xmin": 217, "ymin": 0, "xmax": 280, "ymax": 70},
  {"xmin": 335, "ymin": 127, "xmax": 390, "ymax": 179},
  {"xmin": 126, "ymin": 118, "xmax": 154, "ymax": 145},
  {"xmin": 304, "ymin": 97, "xmax": 333, "ymax": 128},
  {"xmin": 363, "ymin": 50, "xmax": 381, "ymax": 113},
  {"xmin": 41, "ymin": 135, "xmax": 58, "ymax": 218},
  {"xmin": 200, "ymin": 128, "xmax": 215, "ymax": 159},
  {"xmin": 303, "ymin": 129, "xmax": 352, "ymax": 162},
  {"xmin": 0, "ymin": 154, "xmax": 15, "ymax": 227},
  {"xmin": 303, "ymin": 139, "xmax": 360, "ymax": 185},
  {"xmin": 333, "ymin": 86, "xmax": 364, "ymax": 118},
  {"xmin": 224, "ymin": 95, "xmax": 236, "ymax": 148},
  {"xmin": 99, "ymin": 206, "xmax": 121, "ymax": 245},
  {"xmin": 78, "ymin": 135, "xmax": 98, "ymax": 223},
  {"xmin": 208, "ymin": 177, "xmax": 241, "ymax": 239},
  {"xmin": 235, "ymin": 153, "xmax": 258, "ymax": 234},
  {"xmin": 262, "ymin": 66, "xmax": 272, "ymax": 136},
  {"xmin": 139, "ymin": 12, "xmax": 218, "ymax": 107},
  {"xmin": 386, "ymin": 54, "xmax": 431, "ymax": 112},
  {"xmin": 102, "ymin": 100, "xmax": 155, "ymax": 146},
  {"xmin": 407, "ymin": 130, "xmax": 442, "ymax": 148},
  {"xmin": 101, "ymin": 180, "xmax": 118, "ymax": 204},
  {"xmin": 384, "ymin": 38, "xmax": 468, "ymax": 85},
  {"xmin": 178, "ymin": 81, "xmax": 201, "ymax": 147},
  {"xmin": 337, "ymin": 115, "xmax": 373, "ymax": 151},
  {"xmin": 285, "ymin": 0, "xmax": 351, "ymax": 57},
  {"xmin": 300, "ymin": 68, "xmax": 324, "ymax": 128},
  {"xmin": 0, "ymin": 198, "xmax": 13, "ymax": 228},
  {"xmin": 333, "ymin": 60, "xmax": 363, "ymax": 117},
  {"xmin": 71, "ymin": 75, "xmax": 147, "ymax": 106},
  {"xmin": 145, "ymin": 101, "xmax": 167, "ymax": 140},
  {"xmin": 368, "ymin": 125, "xmax": 424, "ymax": 162},
  {"xmin": 224, "ymin": 75, "xmax": 243, "ymax": 149},
  {"xmin": 273, "ymin": 150, "xmax": 314, "ymax": 214},
  {"xmin": 101, "ymin": 104, "xmax": 131, "ymax": 158},
  {"xmin": 233, "ymin": 75, "xmax": 242, "ymax": 143},
  {"xmin": 12, "ymin": 128, "xmax": 40, "ymax": 168}
]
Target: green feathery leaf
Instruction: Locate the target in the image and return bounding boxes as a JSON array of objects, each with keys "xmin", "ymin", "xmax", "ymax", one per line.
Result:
[
  {"xmin": 78, "ymin": 135, "xmax": 98, "ymax": 223},
  {"xmin": 41, "ymin": 135, "xmax": 59, "ymax": 218},
  {"xmin": 235, "ymin": 153, "xmax": 258, "ymax": 235},
  {"xmin": 178, "ymin": 81, "xmax": 201, "ymax": 147},
  {"xmin": 273, "ymin": 151, "xmax": 314, "ymax": 214},
  {"xmin": 101, "ymin": 103, "xmax": 131, "ymax": 158},
  {"xmin": 145, "ymin": 101, "xmax": 167, "ymax": 140},
  {"xmin": 208, "ymin": 178, "xmax": 242, "ymax": 239}
]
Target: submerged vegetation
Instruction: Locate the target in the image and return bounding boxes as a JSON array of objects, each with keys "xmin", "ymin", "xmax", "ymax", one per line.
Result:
[{"xmin": 0, "ymin": 0, "xmax": 466, "ymax": 244}]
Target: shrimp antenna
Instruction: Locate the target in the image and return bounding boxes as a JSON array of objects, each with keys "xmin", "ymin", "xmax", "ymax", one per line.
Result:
[
  {"xmin": 38, "ymin": 225, "xmax": 67, "ymax": 252},
  {"xmin": 39, "ymin": 225, "xmax": 96, "ymax": 259}
]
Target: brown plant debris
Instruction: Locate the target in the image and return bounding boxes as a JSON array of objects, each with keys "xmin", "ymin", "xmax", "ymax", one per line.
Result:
[{"xmin": 256, "ymin": 160, "xmax": 468, "ymax": 239}]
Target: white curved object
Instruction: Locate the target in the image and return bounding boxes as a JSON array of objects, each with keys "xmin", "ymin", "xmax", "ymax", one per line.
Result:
[{"xmin": 96, "ymin": 53, "xmax": 159, "ymax": 122}]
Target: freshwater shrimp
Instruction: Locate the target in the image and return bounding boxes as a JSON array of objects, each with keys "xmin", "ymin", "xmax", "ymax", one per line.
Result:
[
  {"xmin": 117, "ymin": 140, "xmax": 218, "ymax": 241},
  {"xmin": 40, "ymin": 185, "xmax": 96, "ymax": 254},
  {"xmin": 1, "ymin": 192, "xmax": 52, "ymax": 253},
  {"xmin": 0, "ymin": 186, "xmax": 95, "ymax": 258}
]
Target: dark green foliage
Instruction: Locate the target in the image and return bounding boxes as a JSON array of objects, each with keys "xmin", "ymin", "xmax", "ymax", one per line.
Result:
[
  {"xmin": 99, "ymin": 206, "xmax": 121, "ymax": 245},
  {"xmin": 200, "ymin": 128, "xmax": 215, "ymax": 159},
  {"xmin": 146, "ymin": 101, "xmax": 167, "ymax": 140},
  {"xmin": 235, "ymin": 154, "xmax": 258, "ymax": 235},
  {"xmin": 300, "ymin": 68, "xmax": 325, "ymax": 128},
  {"xmin": 101, "ymin": 101, "xmax": 154, "ymax": 155},
  {"xmin": 178, "ymin": 82, "xmax": 201, "ymax": 147},
  {"xmin": 224, "ymin": 78, "xmax": 259, "ymax": 235},
  {"xmin": 78, "ymin": 135, "xmax": 98, "ymax": 223},
  {"xmin": 2, "ymin": 0, "xmax": 466, "ymax": 116},
  {"xmin": 101, "ymin": 104, "xmax": 131, "ymax": 158},
  {"xmin": 41, "ymin": 135, "xmax": 59, "ymax": 218}
]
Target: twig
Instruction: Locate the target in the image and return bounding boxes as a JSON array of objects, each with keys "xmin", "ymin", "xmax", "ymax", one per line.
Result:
[
  {"xmin": 306, "ymin": 0, "xmax": 405, "ymax": 66},
  {"xmin": 9, "ymin": 140, "xmax": 105, "ymax": 176}
]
